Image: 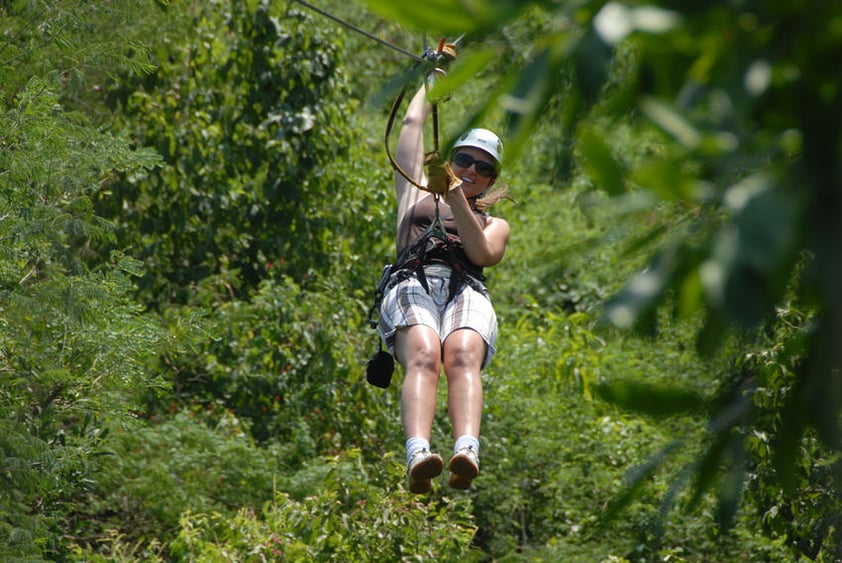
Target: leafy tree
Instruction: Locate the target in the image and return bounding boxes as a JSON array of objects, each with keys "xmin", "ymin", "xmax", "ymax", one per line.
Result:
[
  {"xmin": 0, "ymin": 0, "xmax": 156, "ymax": 104},
  {"xmin": 98, "ymin": 0, "xmax": 360, "ymax": 308},
  {"xmin": 90, "ymin": 1, "xmax": 402, "ymax": 459},
  {"xmin": 1, "ymin": 2, "xmax": 167, "ymax": 558},
  {"xmin": 168, "ymin": 450, "xmax": 479, "ymax": 563},
  {"xmin": 0, "ymin": 80, "xmax": 165, "ymax": 561},
  {"xmin": 2, "ymin": 0, "xmax": 836, "ymax": 559}
]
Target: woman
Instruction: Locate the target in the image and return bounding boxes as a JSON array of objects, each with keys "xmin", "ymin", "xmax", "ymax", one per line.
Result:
[{"xmin": 378, "ymin": 80, "xmax": 510, "ymax": 494}]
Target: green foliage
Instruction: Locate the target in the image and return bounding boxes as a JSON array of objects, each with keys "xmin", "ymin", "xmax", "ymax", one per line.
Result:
[
  {"xmin": 0, "ymin": 75, "xmax": 166, "ymax": 561},
  {"xmin": 68, "ymin": 410, "xmax": 290, "ymax": 556},
  {"xmin": 152, "ymin": 274, "xmax": 400, "ymax": 455},
  {"xmin": 167, "ymin": 450, "xmax": 479, "ymax": 562},
  {"xmin": 3, "ymin": 0, "xmax": 840, "ymax": 560},
  {"xmin": 99, "ymin": 0, "xmax": 359, "ymax": 307},
  {"xmin": 0, "ymin": 0, "xmax": 157, "ymax": 103},
  {"xmin": 472, "ymin": 307, "xmax": 794, "ymax": 561},
  {"xmin": 365, "ymin": 1, "xmax": 841, "ymax": 558},
  {"xmin": 737, "ymin": 303, "xmax": 842, "ymax": 561},
  {"xmin": 365, "ymin": 0, "xmax": 526, "ymax": 36}
]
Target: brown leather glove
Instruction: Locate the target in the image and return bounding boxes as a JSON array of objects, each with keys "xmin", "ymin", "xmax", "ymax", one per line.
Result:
[
  {"xmin": 425, "ymin": 152, "xmax": 459, "ymax": 194},
  {"xmin": 440, "ymin": 43, "xmax": 457, "ymax": 60}
]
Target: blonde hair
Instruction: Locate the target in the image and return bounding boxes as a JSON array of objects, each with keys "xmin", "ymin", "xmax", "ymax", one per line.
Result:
[{"xmin": 473, "ymin": 182, "xmax": 511, "ymax": 213}]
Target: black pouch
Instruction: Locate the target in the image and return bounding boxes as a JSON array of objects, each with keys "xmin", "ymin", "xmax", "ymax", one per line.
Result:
[
  {"xmin": 365, "ymin": 264, "xmax": 396, "ymax": 389},
  {"xmin": 366, "ymin": 346, "xmax": 394, "ymax": 389}
]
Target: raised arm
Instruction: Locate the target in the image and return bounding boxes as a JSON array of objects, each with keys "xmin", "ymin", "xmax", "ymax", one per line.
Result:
[{"xmin": 394, "ymin": 83, "xmax": 433, "ymax": 232}]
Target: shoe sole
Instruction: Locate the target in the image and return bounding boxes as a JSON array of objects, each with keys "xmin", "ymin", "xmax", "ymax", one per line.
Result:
[
  {"xmin": 448, "ymin": 453, "xmax": 479, "ymax": 490},
  {"xmin": 409, "ymin": 454, "xmax": 443, "ymax": 494}
]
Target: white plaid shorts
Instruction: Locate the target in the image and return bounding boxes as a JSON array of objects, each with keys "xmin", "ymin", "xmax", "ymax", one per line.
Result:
[{"xmin": 378, "ymin": 267, "xmax": 498, "ymax": 368}]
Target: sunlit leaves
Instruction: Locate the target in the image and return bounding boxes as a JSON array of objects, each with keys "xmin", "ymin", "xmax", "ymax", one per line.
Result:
[
  {"xmin": 168, "ymin": 450, "xmax": 477, "ymax": 561},
  {"xmin": 106, "ymin": 2, "xmax": 356, "ymax": 306},
  {"xmin": 593, "ymin": 3, "xmax": 681, "ymax": 45},
  {"xmin": 363, "ymin": 0, "xmax": 526, "ymax": 35},
  {"xmin": 0, "ymin": 79, "xmax": 168, "ymax": 562},
  {"xmin": 639, "ymin": 96, "xmax": 702, "ymax": 150},
  {"xmin": 426, "ymin": 47, "xmax": 496, "ymax": 104}
]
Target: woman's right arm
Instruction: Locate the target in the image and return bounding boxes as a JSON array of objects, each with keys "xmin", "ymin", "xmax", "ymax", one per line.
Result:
[{"xmin": 394, "ymin": 84, "xmax": 431, "ymax": 231}]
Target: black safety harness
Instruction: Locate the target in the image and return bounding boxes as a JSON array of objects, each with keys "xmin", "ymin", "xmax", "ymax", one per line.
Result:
[{"xmin": 366, "ymin": 198, "xmax": 488, "ymax": 333}]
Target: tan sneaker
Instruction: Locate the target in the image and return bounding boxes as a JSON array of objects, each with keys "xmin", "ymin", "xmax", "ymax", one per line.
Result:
[
  {"xmin": 407, "ymin": 449, "xmax": 444, "ymax": 494},
  {"xmin": 448, "ymin": 446, "xmax": 479, "ymax": 490}
]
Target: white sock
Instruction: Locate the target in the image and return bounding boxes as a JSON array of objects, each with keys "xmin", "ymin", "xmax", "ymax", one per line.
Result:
[
  {"xmin": 406, "ymin": 437, "xmax": 430, "ymax": 465},
  {"xmin": 454, "ymin": 435, "xmax": 480, "ymax": 455}
]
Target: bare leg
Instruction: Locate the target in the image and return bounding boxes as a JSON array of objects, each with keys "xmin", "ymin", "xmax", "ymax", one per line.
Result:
[
  {"xmin": 442, "ymin": 328, "xmax": 485, "ymax": 439},
  {"xmin": 394, "ymin": 325, "xmax": 443, "ymax": 440}
]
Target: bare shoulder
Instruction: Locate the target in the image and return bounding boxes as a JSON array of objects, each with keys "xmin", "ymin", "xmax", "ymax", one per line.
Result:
[
  {"xmin": 485, "ymin": 215, "xmax": 511, "ymax": 242},
  {"xmin": 486, "ymin": 214, "xmax": 510, "ymax": 232}
]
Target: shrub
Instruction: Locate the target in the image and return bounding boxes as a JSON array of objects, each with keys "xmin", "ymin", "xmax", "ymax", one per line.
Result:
[
  {"xmin": 169, "ymin": 450, "xmax": 480, "ymax": 562},
  {"xmin": 68, "ymin": 410, "xmax": 289, "ymax": 556}
]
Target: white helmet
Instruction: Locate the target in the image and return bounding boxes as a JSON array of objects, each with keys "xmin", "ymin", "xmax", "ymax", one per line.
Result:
[{"xmin": 453, "ymin": 128, "xmax": 503, "ymax": 169}]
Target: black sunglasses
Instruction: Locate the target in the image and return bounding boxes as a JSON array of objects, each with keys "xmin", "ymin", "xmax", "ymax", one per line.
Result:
[{"xmin": 451, "ymin": 152, "xmax": 497, "ymax": 178}]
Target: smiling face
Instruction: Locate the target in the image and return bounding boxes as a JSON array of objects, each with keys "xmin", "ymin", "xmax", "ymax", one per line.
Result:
[{"xmin": 450, "ymin": 147, "xmax": 497, "ymax": 197}]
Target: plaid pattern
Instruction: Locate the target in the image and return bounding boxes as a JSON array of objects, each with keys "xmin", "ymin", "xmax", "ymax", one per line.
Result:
[{"xmin": 378, "ymin": 269, "xmax": 498, "ymax": 368}]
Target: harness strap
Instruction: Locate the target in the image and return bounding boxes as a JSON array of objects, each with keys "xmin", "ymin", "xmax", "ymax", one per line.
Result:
[{"xmin": 366, "ymin": 211, "xmax": 488, "ymax": 330}]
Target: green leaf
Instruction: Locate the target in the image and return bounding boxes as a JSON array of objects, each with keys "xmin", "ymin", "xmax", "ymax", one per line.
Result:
[
  {"xmin": 363, "ymin": 0, "xmax": 525, "ymax": 34},
  {"xmin": 687, "ymin": 431, "xmax": 729, "ymax": 509},
  {"xmin": 716, "ymin": 447, "xmax": 745, "ymax": 529},
  {"xmin": 773, "ymin": 401, "xmax": 803, "ymax": 495},
  {"xmin": 639, "ymin": 96, "xmax": 701, "ymax": 149},
  {"xmin": 731, "ymin": 177, "xmax": 801, "ymax": 275},
  {"xmin": 596, "ymin": 441, "xmax": 682, "ymax": 529},
  {"xmin": 632, "ymin": 154, "xmax": 705, "ymax": 201},
  {"xmin": 676, "ymin": 265, "xmax": 704, "ymax": 319},
  {"xmin": 578, "ymin": 125, "xmax": 625, "ymax": 196},
  {"xmin": 695, "ymin": 310, "xmax": 728, "ymax": 357},
  {"xmin": 602, "ymin": 264, "xmax": 668, "ymax": 330},
  {"xmin": 427, "ymin": 47, "xmax": 496, "ymax": 104},
  {"xmin": 619, "ymin": 224, "xmax": 669, "ymax": 258},
  {"xmin": 595, "ymin": 379, "xmax": 705, "ymax": 417}
]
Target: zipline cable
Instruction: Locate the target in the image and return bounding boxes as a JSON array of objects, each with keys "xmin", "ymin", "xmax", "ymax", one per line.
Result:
[{"xmin": 290, "ymin": 0, "xmax": 429, "ymax": 64}]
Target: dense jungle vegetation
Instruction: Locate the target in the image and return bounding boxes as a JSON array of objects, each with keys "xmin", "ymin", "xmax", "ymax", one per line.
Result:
[{"xmin": 1, "ymin": 0, "xmax": 840, "ymax": 561}]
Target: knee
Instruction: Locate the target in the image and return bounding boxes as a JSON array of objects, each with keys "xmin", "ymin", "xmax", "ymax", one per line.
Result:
[
  {"xmin": 395, "ymin": 327, "xmax": 441, "ymax": 375},
  {"xmin": 401, "ymin": 338, "xmax": 442, "ymax": 376},
  {"xmin": 443, "ymin": 344, "xmax": 482, "ymax": 372},
  {"xmin": 443, "ymin": 330, "xmax": 486, "ymax": 371},
  {"xmin": 406, "ymin": 348, "xmax": 441, "ymax": 377}
]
